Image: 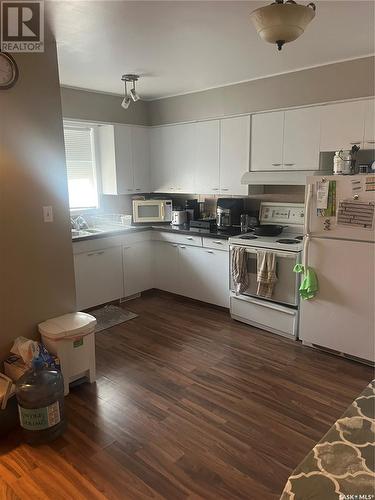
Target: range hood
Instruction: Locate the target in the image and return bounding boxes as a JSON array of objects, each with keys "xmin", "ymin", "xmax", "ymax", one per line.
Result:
[{"xmin": 241, "ymin": 170, "xmax": 333, "ymax": 186}]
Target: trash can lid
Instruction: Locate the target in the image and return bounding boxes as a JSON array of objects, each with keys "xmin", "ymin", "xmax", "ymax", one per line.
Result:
[{"xmin": 38, "ymin": 312, "xmax": 96, "ymax": 339}]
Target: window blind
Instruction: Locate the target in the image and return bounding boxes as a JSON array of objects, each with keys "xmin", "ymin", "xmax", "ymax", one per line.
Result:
[
  {"xmin": 64, "ymin": 127, "xmax": 95, "ymax": 181},
  {"xmin": 63, "ymin": 126, "xmax": 98, "ymax": 209}
]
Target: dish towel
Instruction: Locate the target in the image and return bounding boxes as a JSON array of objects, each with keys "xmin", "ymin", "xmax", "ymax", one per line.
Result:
[
  {"xmin": 256, "ymin": 251, "xmax": 277, "ymax": 298},
  {"xmin": 231, "ymin": 246, "xmax": 249, "ymax": 294},
  {"xmin": 293, "ymin": 264, "xmax": 319, "ymax": 300}
]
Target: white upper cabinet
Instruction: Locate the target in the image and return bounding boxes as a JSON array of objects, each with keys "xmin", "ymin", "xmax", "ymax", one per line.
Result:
[
  {"xmin": 168, "ymin": 123, "xmax": 195, "ymax": 193},
  {"xmin": 364, "ymin": 99, "xmax": 375, "ymax": 147},
  {"xmin": 251, "ymin": 111, "xmax": 284, "ymax": 171},
  {"xmin": 194, "ymin": 120, "xmax": 220, "ymax": 194},
  {"xmin": 150, "ymin": 123, "xmax": 195, "ymax": 193},
  {"xmin": 150, "ymin": 126, "xmax": 169, "ymax": 192},
  {"xmin": 151, "ymin": 116, "xmax": 249, "ymax": 195},
  {"xmin": 220, "ymin": 115, "xmax": 250, "ymax": 195},
  {"xmin": 99, "ymin": 124, "xmax": 133, "ymax": 194},
  {"xmin": 132, "ymin": 126, "xmax": 150, "ymax": 193},
  {"xmin": 99, "ymin": 124, "xmax": 150, "ymax": 195},
  {"xmin": 283, "ymin": 107, "xmax": 321, "ymax": 170},
  {"xmin": 319, "ymin": 100, "xmax": 366, "ymax": 151}
]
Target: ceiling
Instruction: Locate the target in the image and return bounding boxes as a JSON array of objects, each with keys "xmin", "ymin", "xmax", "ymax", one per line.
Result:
[{"xmin": 48, "ymin": 1, "xmax": 375, "ymax": 100}]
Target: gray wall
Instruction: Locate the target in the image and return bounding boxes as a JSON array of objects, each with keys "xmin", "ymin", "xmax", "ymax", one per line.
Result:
[
  {"xmin": 61, "ymin": 86, "xmax": 150, "ymax": 125},
  {"xmin": 0, "ymin": 29, "xmax": 76, "ymax": 361},
  {"xmin": 61, "ymin": 57, "xmax": 374, "ymax": 127},
  {"xmin": 149, "ymin": 57, "xmax": 375, "ymax": 125}
]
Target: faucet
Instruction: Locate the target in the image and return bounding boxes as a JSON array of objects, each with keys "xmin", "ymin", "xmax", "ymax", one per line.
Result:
[{"xmin": 71, "ymin": 216, "xmax": 88, "ymax": 231}]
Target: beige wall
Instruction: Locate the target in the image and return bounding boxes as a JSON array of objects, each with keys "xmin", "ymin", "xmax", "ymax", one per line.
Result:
[
  {"xmin": 149, "ymin": 57, "xmax": 375, "ymax": 125},
  {"xmin": 60, "ymin": 86, "xmax": 150, "ymax": 125},
  {"xmin": 0, "ymin": 29, "xmax": 76, "ymax": 361}
]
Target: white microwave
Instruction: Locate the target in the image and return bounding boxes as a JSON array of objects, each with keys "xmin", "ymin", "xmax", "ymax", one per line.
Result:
[{"xmin": 132, "ymin": 199, "xmax": 173, "ymax": 223}]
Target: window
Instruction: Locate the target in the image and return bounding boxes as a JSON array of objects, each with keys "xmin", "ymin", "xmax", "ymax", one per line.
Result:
[{"xmin": 63, "ymin": 124, "xmax": 99, "ymax": 210}]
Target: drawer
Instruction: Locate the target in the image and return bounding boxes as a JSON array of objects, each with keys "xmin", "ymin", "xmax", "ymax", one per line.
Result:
[
  {"xmin": 202, "ymin": 237, "xmax": 229, "ymax": 251},
  {"xmin": 152, "ymin": 231, "xmax": 203, "ymax": 247},
  {"xmin": 73, "ymin": 235, "xmax": 124, "ymax": 254},
  {"xmin": 230, "ymin": 294, "xmax": 298, "ymax": 338}
]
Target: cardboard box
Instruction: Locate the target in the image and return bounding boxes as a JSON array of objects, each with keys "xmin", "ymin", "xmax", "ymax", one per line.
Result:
[{"xmin": 4, "ymin": 355, "xmax": 28, "ymax": 381}]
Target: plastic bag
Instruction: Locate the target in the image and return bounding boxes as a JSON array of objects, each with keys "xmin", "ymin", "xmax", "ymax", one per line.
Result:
[{"xmin": 10, "ymin": 337, "xmax": 60, "ymax": 370}]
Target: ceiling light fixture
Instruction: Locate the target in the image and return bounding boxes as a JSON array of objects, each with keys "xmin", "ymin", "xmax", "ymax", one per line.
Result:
[
  {"xmin": 250, "ymin": 0, "xmax": 316, "ymax": 51},
  {"xmin": 121, "ymin": 74, "xmax": 140, "ymax": 109}
]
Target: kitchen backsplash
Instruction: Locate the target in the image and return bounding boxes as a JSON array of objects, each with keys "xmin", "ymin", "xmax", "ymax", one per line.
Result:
[{"xmin": 98, "ymin": 185, "xmax": 305, "ymax": 219}]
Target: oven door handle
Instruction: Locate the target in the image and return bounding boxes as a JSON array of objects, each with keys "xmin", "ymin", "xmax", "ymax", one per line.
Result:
[
  {"xmin": 230, "ymin": 246, "xmax": 298, "ymax": 260},
  {"xmin": 231, "ymin": 294, "xmax": 297, "ymax": 315}
]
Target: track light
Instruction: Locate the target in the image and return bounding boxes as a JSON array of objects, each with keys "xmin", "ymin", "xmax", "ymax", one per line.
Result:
[
  {"xmin": 121, "ymin": 74, "xmax": 140, "ymax": 108},
  {"xmin": 130, "ymin": 86, "xmax": 140, "ymax": 102},
  {"xmin": 121, "ymin": 95, "xmax": 131, "ymax": 109}
]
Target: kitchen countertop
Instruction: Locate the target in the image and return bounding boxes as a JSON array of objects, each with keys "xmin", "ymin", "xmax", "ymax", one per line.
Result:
[
  {"xmin": 152, "ymin": 224, "xmax": 241, "ymax": 239},
  {"xmin": 72, "ymin": 223, "xmax": 242, "ymax": 242}
]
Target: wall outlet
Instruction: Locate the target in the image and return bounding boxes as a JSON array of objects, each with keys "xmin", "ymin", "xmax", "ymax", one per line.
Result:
[{"xmin": 43, "ymin": 206, "xmax": 53, "ymax": 223}]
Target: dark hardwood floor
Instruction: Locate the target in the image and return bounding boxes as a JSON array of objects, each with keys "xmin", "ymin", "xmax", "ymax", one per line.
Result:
[{"xmin": 1, "ymin": 290, "xmax": 373, "ymax": 499}]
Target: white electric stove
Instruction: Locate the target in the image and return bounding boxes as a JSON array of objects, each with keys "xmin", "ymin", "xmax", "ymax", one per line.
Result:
[{"xmin": 229, "ymin": 202, "xmax": 305, "ymax": 339}]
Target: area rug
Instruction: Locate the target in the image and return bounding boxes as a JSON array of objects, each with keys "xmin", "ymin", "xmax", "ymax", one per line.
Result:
[
  {"xmin": 280, "ymin": 379, "xmax": 375, "ymax": 499},
  {"xmin": 90, "ymin": 305, "xmax": 138, "ymax": 333}
]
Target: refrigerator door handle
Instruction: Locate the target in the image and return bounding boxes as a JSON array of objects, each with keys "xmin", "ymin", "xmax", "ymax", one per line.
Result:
[
  {"xmin": 305, "ymin": 182, "xmax": 313, "ymax": 236},
  {"xmin": 303, "ymin": 234, "xmax": 310, "ymax": 269}
]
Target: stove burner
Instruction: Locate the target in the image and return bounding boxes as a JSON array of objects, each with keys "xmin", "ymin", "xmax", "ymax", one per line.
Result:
[
  {"xmin": 240, "ymin": 235, "xmax": 258, "ymax": 240},
  {"xmin": 276, "ymin": 238, "xmax": 299, "ymax": 244},
  {"xmin": 294, "ymin": 235, "xmax": 304, "ymax": 241}
]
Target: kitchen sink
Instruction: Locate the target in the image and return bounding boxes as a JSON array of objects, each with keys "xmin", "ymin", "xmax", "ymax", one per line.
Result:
[{"xmin": 71, "ymin": 228, "xmax": 102, "ymax": 238}]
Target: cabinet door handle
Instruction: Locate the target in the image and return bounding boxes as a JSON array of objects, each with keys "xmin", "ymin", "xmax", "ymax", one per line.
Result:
[
  {"xmin": 206, "ymin": 250, "xmax": 214, "ymax": 254},
  {"xmin": 135, "ymin": 188, "xmax": 141, "ymax": 191},
  {"xmin": 221, "ymin": 188, "xmax": 229, "ymax": 191},
  {"xmin": 179, "ymin": 245, "xmax": 186, "ymax": 249},
  {"xmin": 186, "ymin": 237, "xmax": 193, "ymax": 240},
  {"xmin": 87, "ymin": 251, "xmax": 105, "ymax": 256},
  {"xmin": 213, "ymin": 240, "xmax": 222, "ymax": 244},
  {"xmin": 212, "ymin": 188, "xmax": 219, "ymax": 191},
  {"xmin": 172, "ymin": 244, "xmax": 178, "ymax": 247},
  {"xmin": 284, "ymin": 163, "xmax": 295, "ymax": 166},
  {"xmin": 350, "ymin": 141, "xmax": 361, "ymax": 145},
  {"xmin": 272, "ymin": 163, "xmax": 282, "ymax": 166},
  {"xmin": 127, "ymin": 189, "xmax": 133, "ymax": 191},
  {"xmin": 366, "ymin": 140, "xmax": 375, "ymax": 144}
]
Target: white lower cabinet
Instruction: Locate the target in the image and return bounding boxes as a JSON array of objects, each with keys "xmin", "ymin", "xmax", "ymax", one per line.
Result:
[
  {"xmin": 153, "ymin": 239, "xmax": 229, "ymax": 307},
  {"xmin": 153, "ymin": 241, "xmax": 180, "ymax": 294},
  {"xmin": 74, "ymin": 232, "xmax": 230, "ymax": 310},
  {"xmin": 200, "ymin": 248, "xmax": 229, "ymax": 308},
  {"xmin": 74, "ymin": 246, "xmax": 124, "ymax": 311},
  {"xmin": 178, "ymin": 244, "xmax": 205, "ymax": 301},
  {"xmin": 123, "ymin": 241, "xmax": 153, "ymax": 297}
]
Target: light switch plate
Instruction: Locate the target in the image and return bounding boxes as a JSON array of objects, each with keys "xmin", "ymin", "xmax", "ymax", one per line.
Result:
[{"xmin": 43, "ymin": 206, "xmax": 53, "ymax": 223}]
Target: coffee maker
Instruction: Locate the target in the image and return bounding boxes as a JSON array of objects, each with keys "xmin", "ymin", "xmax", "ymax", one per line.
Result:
[{"xmin": 216, "ymin": 198, "xmax": 244, "ymax": 229}]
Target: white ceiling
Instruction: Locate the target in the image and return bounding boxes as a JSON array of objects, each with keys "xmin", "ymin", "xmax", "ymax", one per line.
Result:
[{"xmin": 48, "ymin": 1, "xmax": 375, "ymax": 100}]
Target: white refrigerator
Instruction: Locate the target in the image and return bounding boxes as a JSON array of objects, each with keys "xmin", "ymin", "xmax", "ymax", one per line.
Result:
[{"xmin": 299, "ymin": 174, "xmax": 375, "ymax": 363}]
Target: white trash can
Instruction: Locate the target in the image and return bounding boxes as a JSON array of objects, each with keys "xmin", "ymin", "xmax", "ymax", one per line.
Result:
[{"xmin": 38, "ymin": 312, "xmax": 96, "ymax": 396}]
